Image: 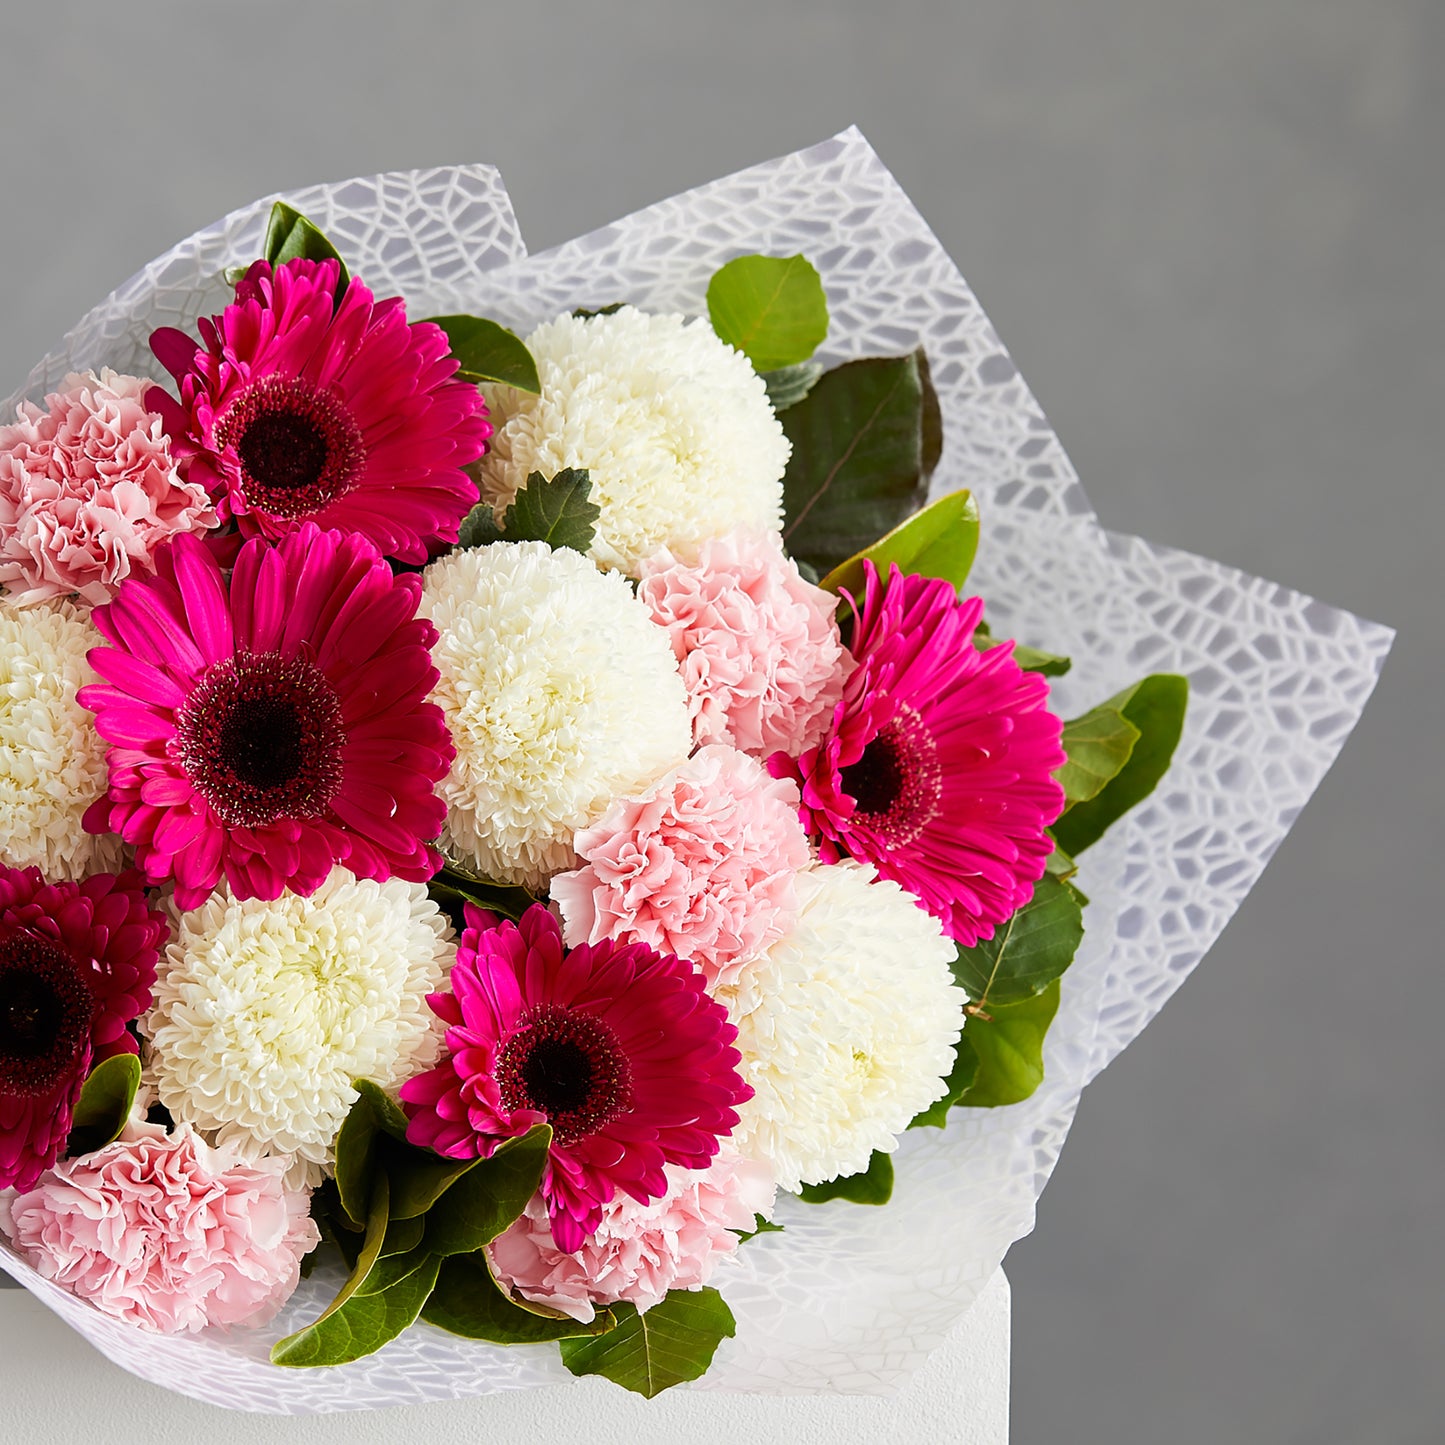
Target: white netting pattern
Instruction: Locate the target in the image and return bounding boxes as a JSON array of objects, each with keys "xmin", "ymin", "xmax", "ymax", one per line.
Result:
[{"xmin": 0, "ymin": 132, "xmax": 1392, "ymax": 1412}]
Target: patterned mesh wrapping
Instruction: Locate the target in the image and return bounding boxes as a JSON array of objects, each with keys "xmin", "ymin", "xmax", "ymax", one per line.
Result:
[{"xmin": 0, "ymin": 133, "xmax": 1393, "ymax": 1412}]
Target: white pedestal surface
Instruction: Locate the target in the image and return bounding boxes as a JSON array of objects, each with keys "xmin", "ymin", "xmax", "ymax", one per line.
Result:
[{"xmin": 0, "ymin": 1268, "xmax": 1008, "ymax": 1442}]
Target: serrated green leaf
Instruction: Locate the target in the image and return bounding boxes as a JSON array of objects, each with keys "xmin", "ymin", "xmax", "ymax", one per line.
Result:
[
  {"xmin": 455, "ymin": 501, "xmax": 504, "ymax": 551},
  {"xmin": 501, "ymin": 469, "xmax": 600, "ymax": 554},
  {"xmin": 956, "ymin": 980, "xmax": 1061, "ymax": 1108},
  {"xmin": 819, "ymin": 487, "xmax": 979, "ymax": 601},
  {"xmin": 425, "ymin": 315, "xmax": 540, "ymax": 393},
  {"xmin": 559, "ymin": 1288, "xmax": 737, "ymax": 1398},
  {"xmin": 1052, "ymin": 674, "xmax": 1189, "ymax": 855},
  {"xmin": 909, "ymin": 1034, "xmax": 982, "ymax": 1129},
  {"xmin": 65, "ymin": 1053, "xmax": 141, "ymax": 1156},
  {"xmin": 423, "ymin": 1252, "xmax": 613, "ymax": 1344},
  {"xmin": 796, "ymin": 1150, "xmax": 894, "ymax": 1205},
  {"xmin": 761, "ymin": 360, "xmax": 824, "ymax": 411},
  {"xmin": 422, "ymin": 1125, "xmax": 552, "ymax": 1257},
  {"xmin": 780, "ymin": 352, "xmax": 935, "ymax": 575},
  {"xmin": 1057, "ymin": 704, "xmax": 1141, "ymax": 809},
  {"xmin": 706, "ymin": 254, "xmax": 829, "ymax": 372},
  {"xmin": 951, "ymin": 875, "xmax": 1084, "ymax": 1009},
  {"xmin": 261, "ymin": 203, "xmax": 350, "ymax": 297}
]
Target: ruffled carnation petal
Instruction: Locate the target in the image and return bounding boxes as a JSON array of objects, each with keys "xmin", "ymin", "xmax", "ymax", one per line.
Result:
[{"xmin": 0, "ymin": 370, "xmax": 217, "ymax": 605}]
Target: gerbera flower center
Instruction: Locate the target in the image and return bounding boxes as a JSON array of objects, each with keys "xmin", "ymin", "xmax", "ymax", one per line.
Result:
[
  {"xmin": 497, "ymin": 1004, "xmax": 632, "ymax": 1144},
  {"xmin": 216, "ymin": 376, "xmax": 364, "ymax": 519},
  {"xmin": 838, "ymin": 703, "xmax": 943, "ymax": 849},
  {"xmin": 175, "ymin": 650, "xmax": 346, "ymax": 828},
  {"xmin": 0, "ymin": 934, "xmax": 94, "ymax": 1097}
]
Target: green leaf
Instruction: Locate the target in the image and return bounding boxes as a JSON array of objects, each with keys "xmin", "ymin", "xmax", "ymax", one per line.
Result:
[
  {"xmin": 909, "ymin": 1034, "xmax": 982, "ymax": 1129},
  {"xmin": 780, "ymin": 352, "xmax": 936, "ymax": 575},
  {"xmin": 1012, "ymin": 642, "xmax": 1073, "ymax": 676},
  {"xmin": 1044, "ymin": 841, "xmax": 1078, "ymax": 883},
  {"xmin": 383, "ymin": 1141, "xmax": 480, "ymax": 1221},
  {"xmin": 454, "ymin": 502, "xmax": 504, "ymax": 551},
  {"xmin": 428, "ymin": 861, "xmax": 537, "ymax": 923},
  {"xmin": 1052, "ymin": 674, "xmax": 1190, "ymax": 855},
  {"xmin": 796, "ymin": 1150, "xmax": 894, "ymax": 1205},
  {"xmin": 423, "ymin": 1253, "xmax": 613, "ymax": 1344},
  {"xmin": 956, "ymin": 980, "xmax": 1061, "ymax": 1108},
  {"xmin": 424, "ymin": 315, "xmax": 540, "ymax": 393},
  {"xmin": 1057, "ymin": 704, "xmax": 1142, "ymax": 809},
  {"xmin": 559, "ymin": 1288, "xmax": 737, "ymax": 1398},
  {"xmin": 261, "ymin": 202, "xmax": 350, "ymax": 296},
  {"xmin": 950, "ymin": 875, "xmax": 1084, "ymax": 1009},
  {"xmin": 819, "ymin": 487, "xmax": 979, "ymax": 601},
  {"xmin": 761, "ymin": 360, "xmax": 824, "ymax": 411},
  {"xmin": 706, "ymin": 254, "xmax": 829, "ymax": 372},
  {"xmin": 65, "ymin": 1053, "xmax": 141, "ymax": 1156},
  {"xmin": 423, "ymin": 1125, "xmax": 552, "ymax": 1257},
  {"xmin": 378, "ymin": 1212, "xmax": 426, "ymax": 1258},
  {"xmin": 573, "ymin": 302, "xmax": 626, "ymax": 319},
  {"xmin": 332, "ymin": 1082, "xmax": 408, "ymax": 1232},
  {"xmin": 502, "ymin": 469, "xmax": 600, "ymax": 553},
  {"xmin": 732, "ymin": 1214, "xmax": 786, "ymax": 1241},
  {"xmin": 272, "ymin": 1171, "xmax": 449, "ymax": 1367}
]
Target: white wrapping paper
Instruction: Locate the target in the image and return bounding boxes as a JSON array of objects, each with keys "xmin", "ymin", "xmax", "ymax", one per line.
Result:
[{"xmin": 0, "ymin": 131, "xmax": 1393, "ymax": 1413}]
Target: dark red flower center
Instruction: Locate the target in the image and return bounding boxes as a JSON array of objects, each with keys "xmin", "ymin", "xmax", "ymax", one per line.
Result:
[
  {"xmin": 216, "ymin": 376, "xmax": 365, "ymax": 519},
  {"xmin": 175, "ymin": 650, "xmax": 346, "ymax": 828},
  {"xmin": 839, "ymin": 703, "xmax": 943, "ymax": 849},
  {"xmin": 0, "ymin": 934, "xmax": 94, "ymax": 1097},
  {"xmin": 497, "ymin": 1004, "xmax": 632, "ymax": 1144}
]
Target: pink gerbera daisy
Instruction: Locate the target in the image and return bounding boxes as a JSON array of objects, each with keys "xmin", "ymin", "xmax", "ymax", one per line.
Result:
[
  {"xmin": 771, "ymin": 561, "xmax": 1067, "ymax": 946},
  {"xmin": 401, "ymin": 903, "xmax": 751, "ymax": 1254},
  {"xmin": 0, "ymin": 864, "xmax": 167, "ymax": 1190},
  {"xmin": 148, "ymin": 258, "xmax": 490, "ymax": 564},
  {"xmin": 79, "ymin": 525, "xmax": 452, "ymax": 908}
]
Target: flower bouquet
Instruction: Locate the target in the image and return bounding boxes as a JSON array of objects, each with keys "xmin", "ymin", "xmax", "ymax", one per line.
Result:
[{"xmin": 0, "ymin": 133, "xmax": 1390, "ymax": 1413}]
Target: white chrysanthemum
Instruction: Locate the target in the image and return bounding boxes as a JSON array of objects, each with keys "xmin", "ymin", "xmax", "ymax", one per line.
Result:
[
  {"xmin": 421, "ymin": 541, "xmax": 692, "ymax": 890},
  {"xmin": 479, "ymin": 307, "xmax": 790, "ymax": 575},
  {"xmin": 0, "ymin": 598, "xmax": 122, "ymax": 878},
  {"xmin": 144, "ymin": 867, "xmax": 454, "ymax": 1183},
  {"xmin": 718, "ymin": 861, "xmax": 967, "ymax": 1194}
]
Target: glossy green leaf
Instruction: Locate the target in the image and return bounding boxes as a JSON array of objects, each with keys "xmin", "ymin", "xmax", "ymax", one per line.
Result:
[
  {"xmin": 384, "ymin": 1143, "xmax": 480, "ymax": 1222},
  {"xmin": 332, "ymin": 1082, "xmax": 408, "ymax": 1232},
  {"xmin": 378, "ymin": 1212, "xmax": 426, "ymax": 1259},
  {"xmin": 261, "ymin": 203, "xmax": 350, "ymax": 296},
  {"xmin": 761, "ymin": 360, "xmax": 824, "ymax": 411},
  {"xmin": 425, "ymin": 315, "xmax": 540, "ymax": 392},
  {"xmin": 796, "ymin": 1150, "xmax": 894, "ymax": 1205},
  {"xmin": 66, "ymin": 1054, "xmax": 141, "ymax": 1156},
  {"xmin": 423, "ymin": 1125, "xmax": 552, "ymax": 1257},
  {"xmin": 950, "ymin": 875, "xmax": 1084, "ymax": 1009},
  {"xmin": 503, "ymin": 468, "xmax": 600, "ymax": 553},
  {"xmin": 423, "ymin": 1253, "xmax": 613, "ymax": 1344},
  {"xmin": 1012, "ymin": 642, "xmax": 1073, "ymax": 676},
  {"xmin": 956, "ymin": 980, "xmax": 1061, "ymax": 1108},
  {"xmin": 428, "ymin": 862, "xmax": 537, "ymax": 923},
  {"xmin": 1052, "ymin": 674, "xmax": 1189, "ymax": 856},
  {"xmin": 780, "ymin": 352, "xmax": 936, "ymax": 575},
  {"xmin": 909, "ymin": 1034, "xmax": 982, "ymax": 1129},
  {"xmin": 819, "ymin": 487, "xmax": 979, "ymax": 601},
  {"xmin": 706, "ymin": 254, "xmax": 829, "ymax": 371},
  {"xmin": 559, "ymin": 1288, "xmax": 737, "ymax": 1398},
  {"xmin": 1057, "ymin": 704, "xmax": 1141, "ymax": 809}
]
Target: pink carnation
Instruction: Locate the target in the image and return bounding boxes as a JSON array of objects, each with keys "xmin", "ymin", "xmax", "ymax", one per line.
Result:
[
  {"xmin": 638, "ymin": 530, "xmax": 848, "ymax": 757},
  {"xmin": 0, "ymin": 1121, "xmax": 318, "ymax": 1334},
  {"xmin": 488, "ymin": 1149, "xmax": 775, "ymax": 1323},
  {"xmin": 0, "ymin": 371, "xmax": 216, "ymax": 605},
  {"xmin": 551, "ymin": 745, "xmax": 811, "ymax": 989}
]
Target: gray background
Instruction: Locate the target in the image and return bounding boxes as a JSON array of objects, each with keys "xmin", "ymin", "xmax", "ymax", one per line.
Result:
[{"xmin": 1, "ymin": 2, "xmax": 1438, "ymax": 1439}]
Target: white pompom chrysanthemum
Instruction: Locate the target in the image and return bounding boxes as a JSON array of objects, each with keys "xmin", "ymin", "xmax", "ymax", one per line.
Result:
[
  {"xmin": 0, "ymin": 599, "xmax": 122, "ymax": 878},
  {"xmin": 144, "ymin": 867, "xmax": 454, "ymax": 1181},
  {"xmin": 719, "ymin": 861, "xmax": 967, "ymax": 1194},
  {"xmin": 479, "ymin": 307, "xmax": 790, "ymax": 576},
  {"xmin": 421, "ymin": 541, "xmax": 692, "ymax": 890}
]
